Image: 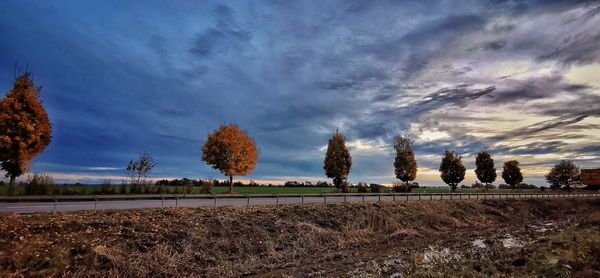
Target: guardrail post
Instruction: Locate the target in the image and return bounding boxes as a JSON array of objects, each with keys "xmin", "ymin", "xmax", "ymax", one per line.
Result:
[
  {"xmin": 362, "ymin": 195, "xmax": 365, "ymax": 203},
  {"xmin": 430, "ymin": 194, "xmax": 432, "ymax": 200},
  {"xmin": 406, "ymin": 195, "xmax": 409, "ymax": 201},
  {"xmin": 301, "ymin": 195, "xmax": 304, "ymax": 205},
  {"xmin": 392, "ymin": 194, "xmax": 395, "ymax": 201},
  {"xmin": 53, "ymin": 196, "xmax": 58, "ymax": 213},
  {"xmin": 324, "ymin": 195, "xmax": 327, "ymax": 204},
  {"xmin": 176, "ymin": 197, "xmax": 179, "ymax": 209},
  {"xmin": 247, "ymin": 196, "xmax": 250, "ymax": 207},
  {"xmin": 161, "ymin": 196, "xmax": 164, "ymax": 208},
  {"xmin": 378, "ymin": 195, "xmax": 381, "ymax": 202},
  {"xmin": 344, "ymin": 195, "xmax": 347, "ymax": 203},
  {"xmin": 276, "ymin": 195, "xmax": 279, "ymax": 206},
  {"xmin": 418, "ymin": 194, "xmax": 421, "ymax": 201},
  {"xmin": 94, "ymin": 195, "xmax": 98, "ymax": 210},
  {"xmin": 450, "ymin": 194, "xmax": 453, "ymax": 200},
  {"xmin": 213, "ymin": 196, "xmax": 216, "ymax": 208}
]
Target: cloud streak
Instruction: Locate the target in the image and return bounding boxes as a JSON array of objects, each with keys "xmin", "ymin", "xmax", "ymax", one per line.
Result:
[{"xmin": 0, "ymin": 0, "xmax": 599, "ymax": 186}]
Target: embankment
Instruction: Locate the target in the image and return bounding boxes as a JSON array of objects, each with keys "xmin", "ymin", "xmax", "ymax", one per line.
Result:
[{"xmin": 0, "ymin": 198, "xmax": 599, "ymax": 277}]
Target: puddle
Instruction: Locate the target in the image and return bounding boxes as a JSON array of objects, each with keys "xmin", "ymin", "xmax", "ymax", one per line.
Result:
[
  {"xmin": 472, "ymin": 239, "xmax": 487, "ymax": 248},
  {"xmin": 500, "ymin": 234, "xmax": 524, "ymax": 248},
  {"xmin": 531, "ymin": 221, "xmax": 558, "ymax": 233},
  {"xmin": 422, "ymin": 246, "xmax": 462, "ymax": 268}
]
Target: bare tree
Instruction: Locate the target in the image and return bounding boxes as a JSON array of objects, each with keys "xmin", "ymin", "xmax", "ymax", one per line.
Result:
[{"xmin": 126, "ymin": 152, "xmax": 156, "ymax": 187}]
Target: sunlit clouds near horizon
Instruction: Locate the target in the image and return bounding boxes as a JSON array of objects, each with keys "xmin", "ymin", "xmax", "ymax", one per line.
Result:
[{"xmin": 1, "ymin": 0, "xmax": 599, "ymax": 186}]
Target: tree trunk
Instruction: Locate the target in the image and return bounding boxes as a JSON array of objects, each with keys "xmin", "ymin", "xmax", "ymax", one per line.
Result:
[
  {"xmin": 9, "ymin": 175, "xmax": 16, "ymax": 185},
  {"xmin": 229, "ymin": 175, "xmax": 233, "ymax": 193}
]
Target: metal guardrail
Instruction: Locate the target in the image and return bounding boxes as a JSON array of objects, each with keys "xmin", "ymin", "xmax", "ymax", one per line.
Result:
[{"xmin": 1, "ymin": 192, "xmax": 598, "ymax": 206}]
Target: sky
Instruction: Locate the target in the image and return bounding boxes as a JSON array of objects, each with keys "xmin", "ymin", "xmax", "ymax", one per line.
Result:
[{"xmin": 1, "ymin": 0, "xmax": 599, "ymax": 186}]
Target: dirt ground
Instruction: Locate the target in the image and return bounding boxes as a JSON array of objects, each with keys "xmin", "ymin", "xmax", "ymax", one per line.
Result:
[{"xmin": 0, "ymin": 198, "xmax": 599, "ymax": 277}]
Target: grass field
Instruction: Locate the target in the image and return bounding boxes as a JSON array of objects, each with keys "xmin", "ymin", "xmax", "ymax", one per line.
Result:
[{"xmin": 0, "ymin": 183, "xmax": 542, "ymax": 196}]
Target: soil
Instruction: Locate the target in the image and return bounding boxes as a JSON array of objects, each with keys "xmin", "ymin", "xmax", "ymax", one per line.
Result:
[{"xmin": 0, "ymin": 198, "xmax": 599, "ymax": 277}]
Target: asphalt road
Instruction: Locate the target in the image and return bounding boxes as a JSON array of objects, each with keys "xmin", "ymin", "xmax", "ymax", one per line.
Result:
[{"xmin": 1, "ymin": 193, "xmax": 597, "ymax": 213}]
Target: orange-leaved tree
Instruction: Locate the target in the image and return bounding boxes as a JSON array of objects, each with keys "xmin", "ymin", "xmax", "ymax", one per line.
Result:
[
  {"xmin": 323, "ymin": 130, "xmax": 352, "ymax": 192},
  {"xmin": 393, "ymin": 135, "xmax": 417, "ymax": 186},
  {"xmin": 201, "ymin": 124, "xmax": 258, "ymax": 193},
  {"xmin": 439, "ymin": 149, "xmax": 465, "ymax": 192},
  {"xmin": 0, "ymin": 73, "xmax": 52, "ymax": 186}
]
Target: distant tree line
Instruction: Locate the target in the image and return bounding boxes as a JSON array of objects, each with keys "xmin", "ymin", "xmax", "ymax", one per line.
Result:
[{"xmin": 0, "ymin": 72, "xmax": 590, "ymax": 194}]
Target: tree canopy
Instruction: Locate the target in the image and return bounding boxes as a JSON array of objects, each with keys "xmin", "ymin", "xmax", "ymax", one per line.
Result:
[
  {"xmin": 393, "ymin": 135, "xmax": 417, "ymax": 185},
  {"xmin": 474, "ymin": 151, "xmax": 496, "ymax": 190},
  {"xmin": 201, "ymin": 124, "xmax": 258, "ymax": 193},
  {"xmin": 501, "ymin": 160, "xmax": 523, "ymax": 190},
  {"xmin": 439, "ymin": 149, "xmax": 465, "ymax": 191},
  {"xmin": 0, "ymin": 73, "xmax": 52, "ymax": 185},
  {"xmin": 545, "ymin": 160, "xmax": 580, "ymax": 190},
  {"xmin": 323, "ymin": 130, "xmax": 352, "ymax": 192}
]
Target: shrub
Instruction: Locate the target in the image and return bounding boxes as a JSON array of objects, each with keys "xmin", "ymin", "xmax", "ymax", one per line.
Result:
[
  {"xmin": 201, "ymin": 181, "xmax": 213, "ymax": 194},
  {"xmin": 392, "ymin": 183, "xmax": 411, "ymax": 193},
  {"xmin": 357, "ymin": 182, "xmax": 369, "ymax": 193},
  {"xmin": 56, "ymin": 184, "xmax": 78, "ymax": 195},
  {"xmin": 119, "ymin": 184, "xmax": 128, "ymax": 195},
  {"xmin": 369, "ymin": 183, "xmax": 384, "ymax": 193},
  {"xmin": 98, "ymin": 181, "xmax": 113, "ymax": 194},
  {"xmin": 24, "ymin": 173, "xmax": 54, "ymax": 195},
  {"xmin": 517, "ymin": 183, "xmax": 537, "ymax": 189},
  {"xmin": 498, "ymin": 184, "xmax": 510, "ymax": 189}
]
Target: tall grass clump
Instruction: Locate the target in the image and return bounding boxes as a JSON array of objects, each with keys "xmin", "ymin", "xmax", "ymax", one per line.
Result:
[{"xmin": 24, "ymin": 173, "xmax": 54, "ymax": 195}]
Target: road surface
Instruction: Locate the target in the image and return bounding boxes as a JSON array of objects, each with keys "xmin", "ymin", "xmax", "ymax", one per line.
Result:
[{"xmin": 1, "ymin": 192, "xmax": 597, "ymax": 213}]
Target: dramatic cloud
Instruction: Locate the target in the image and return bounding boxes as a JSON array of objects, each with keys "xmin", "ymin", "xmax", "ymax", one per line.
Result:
[{"xmin": 0, "ymin": 0, "xmax": 599, "ymax": 186}]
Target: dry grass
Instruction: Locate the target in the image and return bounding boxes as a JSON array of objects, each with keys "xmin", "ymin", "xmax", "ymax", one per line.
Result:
[{"xmin": 0, "ymin": 198, "xmax": 598, "ymax": 277}]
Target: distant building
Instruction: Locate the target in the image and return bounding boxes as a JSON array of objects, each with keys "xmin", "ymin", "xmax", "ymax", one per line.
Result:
[{"xmin": 581, "ymin": 169, "xmax": 600, "ymax": 186}]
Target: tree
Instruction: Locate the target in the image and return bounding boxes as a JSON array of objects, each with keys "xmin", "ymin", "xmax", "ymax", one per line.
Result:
[
  {"xmin": 126, "ymin": 152, "xmax": 156, "ymax": 186},
  {"xmin": 501, "ymin": 160, "xmax": 523, "ymax": 191},
  {"xmin": 393, "ymin": 135, "xmax": 417, "ymax": 186},
  {"xmin": 545, "ymin": 160, "xmax": 580, "ymax": 191},
  {"xmin": 439, "ymin": 149, "xmax": 465, "ymax": 192},
  {"xmin": 474, "ymin": 151, "xmax": 496, "ymax": 191},
  {"xmin": 0, "ymin": 73, "xmax": 52, "ymax": 187},
  {"xmin": 202, "ymin": 124, "xmax": 258, "ymax": 193},
  {"xmin": 323, "ymin": 130, "xmax": 352, "ymax": 192}
]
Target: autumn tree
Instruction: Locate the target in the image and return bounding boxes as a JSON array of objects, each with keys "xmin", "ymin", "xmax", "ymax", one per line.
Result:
[
  {"xmin": 323, "ymin": 130, "xmax": 352, "ymax": 192},
  {"xmin": 545, "ymin": 160, "xmax": 580, "ymax": 191},
  {"xmin": 439, "ymin": 149, "xmax": 465, "ymax": 192},
  {"xmin": 202, "ymin": 124, "xmax": 258, "ymax": 193},
  {"xmin": 126, "ymin": 152, "xmax": 156, "ymax": 187},
  {"xmin": 0, "ymin": 73, "xmax": 52, "ymax": 187},
  {"xmin": 393, "ymin": 135, "xmax": 417, "ymax": 186},
  {"xmin": 474, "ymin": 151, "xmax": 496, "ymax": 191},
  {"xmin": 502, "ymin": 160, "xmax": 523, "ymax": 191}
]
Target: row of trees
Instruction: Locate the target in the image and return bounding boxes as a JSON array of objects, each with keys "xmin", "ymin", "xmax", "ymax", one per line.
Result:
[
  {"xmin": 321, "ymin": 131, "xmax": 582, "ymax": 192},
  {"xmin": 0, "ymin": 73, "xmax": 585, "ymax": 193},
  {"xmin": 197, "ymin": 124, "xmax": 584, "ymax": 193}
]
